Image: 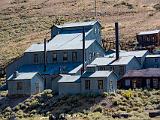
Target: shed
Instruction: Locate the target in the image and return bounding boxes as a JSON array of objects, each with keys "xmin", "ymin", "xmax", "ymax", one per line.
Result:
[
  {"xmin": 7, "ymin": 72, "xmax": 44, "ymax": 96},
  {"xmin": 144, "ymin": 54, "xmax": 160, "ymax": 68},
  {"xmin": 58, "ymin": 74, "xmax": 81, "ymax": 95},
  {"xmin": 81, "ymin": 71, "xmax": 118, "ymax": 94},
  {"xmin": 119, "ymin": 68, "xmax": 160, "ymax": 89}
]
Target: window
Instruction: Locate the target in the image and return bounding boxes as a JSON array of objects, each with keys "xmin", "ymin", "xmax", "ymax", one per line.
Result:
[
  {"xmin": 153, "ymin": 78, "xmax": 158, "ymax": 89},
  {"xmin": 155, "ymin": 58, "xmax": 158, "ymax": 62},
  {"xmin": 17, "ymin": 82, "xmax": 23, "ymax": 90},
  {"xmin": 146, "ymin": 79, "xmax": 150, "ymax": 88},
  {"xmin": 125, "ymin": 79, "xmax": 130, "ymax": 87},
  {"xmin": 33, "ymin": 54, "xmax": 38, "ymax": 64},
  {"xmin": 85, "ymin": 80, "xmax": 90, "ymax": 90},
  {"xmin": 72, "ymin": 52, "xmax": 77, "ymax": 62},
  {"xmin": 52, "ymin": 53, "xmax": 57, "ymax": 62},
  {"xmin": 98, "ymin": 66, "xmax": 106, "ymax": 71},
  {"xmin": 98, "ymin": 80, "xmax": 103, "ymax": 89},
  {"xmin": 119, "ymin": 66, "xmax": 125, "ymax": 75},
  {"xmin": 63, "ymin": 52, "xmax": 68, "ymax": 61}
]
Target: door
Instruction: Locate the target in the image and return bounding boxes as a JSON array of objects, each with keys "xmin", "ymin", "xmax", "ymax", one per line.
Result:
[{"xmin": 35, "ymin": 83, "xmax": 39, "ymax": 94}]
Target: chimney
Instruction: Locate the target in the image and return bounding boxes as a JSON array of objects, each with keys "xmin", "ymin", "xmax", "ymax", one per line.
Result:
[
  {"xmin": 82, "ymin": 27, "xmax": 85, "ymax": 74},
  {"xmin": 13, "ymin": 71, "xmax": 19, "ymax": 78},
  {"xmin": 44, "ymin": 38, "xmax": 47, "ymax": 72},
  {"xmin": 115, "ymin": 22, "xmax": 119, "ymax": 60}
]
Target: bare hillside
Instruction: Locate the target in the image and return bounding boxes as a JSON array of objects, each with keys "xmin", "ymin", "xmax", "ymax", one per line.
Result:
[{"xmin": 0, "ymin": 0, "xmax": 160, "ymax": 66}]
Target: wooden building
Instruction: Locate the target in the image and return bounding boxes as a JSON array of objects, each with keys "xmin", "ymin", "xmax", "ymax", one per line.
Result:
[
  {"xmin": 119, "ymin": 68, "xmax": 160, "ymax": 89},
  {"xmin": 137, "ymin": 30, "xmax": 160, "ymax": 47}
]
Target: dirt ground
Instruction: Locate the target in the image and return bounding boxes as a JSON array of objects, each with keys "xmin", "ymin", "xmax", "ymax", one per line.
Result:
[{"xmin": 0, "ymin": 0, "xmax": 160, "ymax": 66}]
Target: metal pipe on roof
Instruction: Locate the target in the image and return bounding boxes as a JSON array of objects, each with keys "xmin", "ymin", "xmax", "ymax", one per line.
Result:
[
  {"xmin": 115, "ymin": 22, "xmax": 119, "ymax": 60},
  {"xmin": 44, "ymin": 38, "xmax": 47, "ymax": 72},
  {"xmin": 82, "ymin": 27, "xmax": 85, "ymax": 74}
]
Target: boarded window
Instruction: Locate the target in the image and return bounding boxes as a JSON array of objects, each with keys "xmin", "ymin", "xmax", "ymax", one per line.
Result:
[
  {"xmin": 85, "ymin": 80, "xmax": 90, "ymax": 90},
  {"xmin": 52, "ymin": 53, "xmax": 57, "ymax": 62},
  {"xmin": 33, "ymin": 54, "xmax": 38, "ymax": 64},
  {"xmin": 17, "ymin": 82, "xmax": 23, "ymax": 90},
  {"xmin": 98, "ymin": 80, "xmax": 103, "ymax": 89},
  {"xmin": 72, "ymin": 52, "xmax": 77, "ymax": 61},
  {"xmin": 63, "ymin": 52, "xmax": 68, "ymax": 61},
  {"xmin": 125, "ymin": 79, "xmax": 130, "ymax": 86}
]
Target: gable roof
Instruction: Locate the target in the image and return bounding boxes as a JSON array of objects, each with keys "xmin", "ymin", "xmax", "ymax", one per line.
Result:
[
  {"xmin": 90, "ymin": 56, "xmax": 136, "ymax": 66},
  {"xmin": 106, "ymin": 50, "xmax": 148, "ymax": 58},
  {"xmin": 8, "ymin": 72, "xmax": 38, "ymax": 81},
  {"xmin": 25, "ymin": 28, "xmax": 95, "ymax": 52},
  {"xmin": 123, "ymin": 68, "xmax": 160, "ymax": 78},
  {"xmin": 55, "ymin": 21, "xmax": 100, "ymax": 28},
  {"xmin": 110, "ymin": 56, "xmax": 135, "ymax": 65},
  {"xmin": 58, "ymin": 74, "xmax": 81, "ymax": 83},
  {"xmin": 90, "ymin": 57, "xmax": 115, "ymax": 66},
  {"xmin": 138, "ymin": 30, "xmax": 160, "ymax": 35},
  {"xmin": 82, "ymin": 71, "xmax": 113, "ymax": 78}
]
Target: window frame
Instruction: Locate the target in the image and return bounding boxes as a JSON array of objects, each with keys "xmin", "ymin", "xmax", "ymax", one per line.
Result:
[
  {"xmin": 17, "ymin": 82, "xmax": 23, "ymax": 90},
  {"xmin": 33, "ymin": 54, "xmax": 38, "ymax": 64},
  {"xmin": 63, "ymin": 52, "xmax": 68, "ymax": 62},
  {"xmin": 52, "ymin": 53, "xmax": 57, "ymax": 62},
  {"xmin": 72, "ymin": 52, "xmax": 77, "ymax": 62},
  {"xmin": 98, "ymin": 80, "xmax": 103, "ymax": 89},
  {"xmin": 85, "ymin": 80, "xmax": 90, "ymax": 90}
]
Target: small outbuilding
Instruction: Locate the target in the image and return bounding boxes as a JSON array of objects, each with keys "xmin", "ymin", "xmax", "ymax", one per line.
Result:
[
  {"xmin": 7, "ymin": 71, "xmax": 44, "ymax": 96},
  {"xmin": 58, "ymin": 74, "xmax": 81, "ymax": 95},
  {"xmin": 119, "ymin": 68, "xmax": 160, "ymax": 89},
  {"xmin": 81, "ymin": 70, "xmax": 118, "ymax": 94}
]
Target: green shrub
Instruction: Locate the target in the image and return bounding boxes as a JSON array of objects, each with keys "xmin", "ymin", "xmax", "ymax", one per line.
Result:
[
  {"xmin": 93, "ymin": 106, "xmax": 103, "ymax": 113},
  {"xmin": 122, "ymin": 89, "xmax": 132, "ymax": 99},
  {"xmin": 101, "ymin": 92, "xmax": 109, "ymax": 97}
]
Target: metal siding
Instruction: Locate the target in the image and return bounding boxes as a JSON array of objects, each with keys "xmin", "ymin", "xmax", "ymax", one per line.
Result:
[
  {"xmin": 8, "ymin": 80, "xmax": 31, "ymax": 96},
  {"xmin": 81, "ymin": 77, "xmax": 115, "ymax": 94},
  {"xmin": 31, "ymin": 75, "xmax": 44, "ymax": 95},
  {"xmin": 144, "ymin": 57, "xmax": 160, "ymax": 68},
  {"xmin": 126, "ymin": 57, "xmax": 141, "ymax": 72},
  {"xmin": 59, "ymin": 83, "xmax": 80, "ymax": 95}
]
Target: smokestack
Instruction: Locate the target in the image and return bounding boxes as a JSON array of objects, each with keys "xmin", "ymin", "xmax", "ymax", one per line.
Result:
[
  {"xmin": 44, "ymin": 38, "xmax": 47, "ymax": 72},
  {"xmin": 115, "ymin": 22, "xmax": 119, "ymax": 60},
  {"xmin": 82, "ymin": 27, "xmax": 85, "ymax": 74}
]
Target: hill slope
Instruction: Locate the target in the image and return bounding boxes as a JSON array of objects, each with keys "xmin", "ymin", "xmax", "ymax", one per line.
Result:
[{"xmin": 0, "ymin": 0, "xmax": 160, "ymax": 66}]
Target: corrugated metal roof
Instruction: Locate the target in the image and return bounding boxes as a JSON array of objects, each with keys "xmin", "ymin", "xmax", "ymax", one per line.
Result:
[
  {"xmin": 69, "ymin": 64, "xmax": 82, "ymax": 74},
  {"xmin": 58, "ymin": 74, "xmax": 81, "ymax": 83},
  {"xmin": 25, "ymin": 29, "xmax": 95, "ymax": 52},
  {"xmin": 56, "ymin": 21, "xmax": 99, "ymax": 28},
  {"xmin": 90, "ymin": 56, "xmax": 135, "ymax": 66},
  {"xmin": 123, "ymin": 68, "xmax": 160, "ymax": 78},
  {"xmin": 82, "ymin": 71, "xmax": 112, "ymax": 78},
  {"xmin": 18, "ymin": 63, "xmax": 81, "ymax": 75},
  {"xmin": 90, "ymin": 57, "xmax": 115, "ymax": 66},
  {"xmin": 146, "ymin": 54, "xmax": 160, "ymax": 58},
  {"xmin": 138, "ymin": 30, "xmax": 160, "ymax": 35},
  {"xmin": 106, "ymin": 50, "xmax": 148, "ymax": 58},
  {"xmin": 8, "ymin": 72, "xmax": 38, "ymax": 80},
  {"xmin": 110, "ymin": 56, "xmax": 135, "ymax": 65}
]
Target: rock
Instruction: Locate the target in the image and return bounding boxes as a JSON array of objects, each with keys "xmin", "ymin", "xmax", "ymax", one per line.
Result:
[{"xmin": 149, "ymin": 110, "xmax": 160, "ymax": 118}]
